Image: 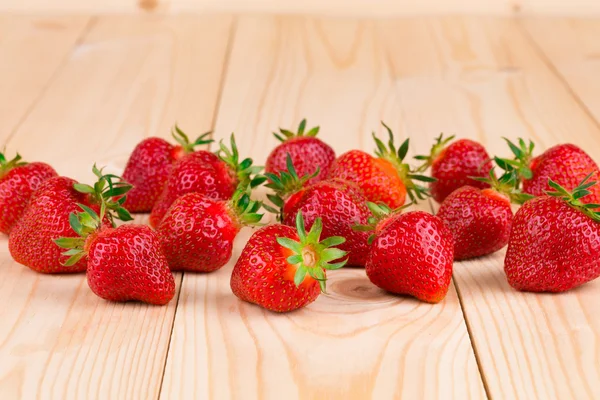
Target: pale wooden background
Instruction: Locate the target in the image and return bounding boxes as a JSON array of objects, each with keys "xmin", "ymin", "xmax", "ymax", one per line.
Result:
[{"xmin": 0, "ymin": 9, "xmax": 599, "ymax": 400}]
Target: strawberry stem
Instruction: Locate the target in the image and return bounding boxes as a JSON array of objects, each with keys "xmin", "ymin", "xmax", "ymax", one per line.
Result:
[
  {"xmin": 229, "ymin": 187, "xmax": 265, "ymax": 226},
  {"xmin": 353, "ymin": 201, "xmax": 413, "ymax": 244},
  {"xmin": 414, "ymin": 133, "xmax": 455, "ymax": 172},
  {"xmin": 171, "ymin": 124, "xmax": 213, "ymax": 153},
  {"xmin": 546, "ymin": 173, "xmax": 600, "ymax": 221},
  {"xmin": 217, "ymin": 134, "xmax": 266, "ymax": 190},
  {"xmin": 495, "ymin": 137, "xmax": 535, "ymax": 185},
  {"xmin": 273, "ymin": 119, "xmax": 320, "ymax": 142},
  {"xmin": 0, "ymin": 152, "xmax": 28, "ymax": 177},
  {"xmin": 470, "ymin": 167, "xmax": 534, "ymax": 204}
]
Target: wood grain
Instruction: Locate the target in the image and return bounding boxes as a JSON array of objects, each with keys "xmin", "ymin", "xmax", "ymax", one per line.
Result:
[
  {"xmin": 160, "ymin": 15, "xmax": 486, "ymax": 400},
  {"xmin": 0, "ymin": 15, "xmax": 232, "ymax": 399},
  {"xmin": 379, "ymin": 16, "xmax": 600, "ymax": 399}
]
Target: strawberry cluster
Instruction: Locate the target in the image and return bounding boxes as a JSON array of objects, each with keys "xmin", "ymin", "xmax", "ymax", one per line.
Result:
[{"xmin": 2, "ymin": 121, "xmax": 600, "ymax": 310}]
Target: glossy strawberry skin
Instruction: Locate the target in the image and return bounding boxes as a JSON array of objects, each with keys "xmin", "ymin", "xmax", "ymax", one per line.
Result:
[
  {"xmin": 149, "ymin": 151, "xmax": 237, "ymax": 228},
  {"xmin": 437, "ymin": 186, "xmax": 512, "ymax": 260},
  {"xmin": 122, "ymin": 137, "xmax": 180, "ymax": 213},
  {"xmin": 9, "ymin": 177, "xmax": 100, "ymax": 273},
  {"xmin": 366, "ymin": 211, "xmax": 454, "ymax": 303},
  {"xmin": 430, "ymin": 139, "xmax": 492, "ymax": 203},
  {"xmin": 230, "ymin": 224, "xmax": 320, "ymax": 312},
  {"xmin": 157, "ymin": 193, "xmax": 240, "ymax": 272},
  {"xmin": 266, "ymin": 137, "xmax": 335, "ymax": 185},
  {"xmin": 505, "ymin": 196, "xmax": 600, "ymax": 292},
  {"xmin": 524, "ymin": 144, "xmax": 600, "ymax": 204},
  {"xmin": 86, "ymin": 224, "xmax": 175, "ymax": 305},
  {"xmin": 0, "ymin": 162, "xmax": 57, "ymax": 234},
  {"xmin": 281, "ymin": 179, "xmax": 370, "ymax": 267},
  {"xmin": 328, "ymin": 150, "xmax": 407, "ymax": 208}
]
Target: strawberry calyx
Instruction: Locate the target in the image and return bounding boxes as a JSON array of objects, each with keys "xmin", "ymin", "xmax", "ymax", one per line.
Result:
[
  {"xmin": 171, "ymin": 124, "xmax": 213, "ymax": 155},
  {"xmin": 353, "ymin": 201, "xmax": 412, "ymax": 244},
  {"xmin": 228, "ymin": 187, "xmax": 265, "ymax": 226},
  {"xmin": 414, "ymin": 133, "xmax": 455, "ymax": 172},
  {"xmin": 546, "ymin": 172, "xmax": 600, "ymax": 222},
  {"xmin": 273, "ymin": 119, "xmax": 320, "ymax": 143},
  {"xmin": 276, "ymin": 211, "xmax": 348, "ymax": 293},
  {"xmin": 217, "ymin": 134, "xmax": 266, "ymax": 190},
  {"xmin": 470, "ymin": 167, "xmax": 534, "ymax": 205},
  {"xmin": 495, "ymin": 137, "xmax": 535, "ymax": 184},
  {"xmin": 0, "ymin": 152, "xmax": 28, "ymax": 177},
  {"xmin": 373, "ymin": 122, "xmax": 435, "ymax": 202}
]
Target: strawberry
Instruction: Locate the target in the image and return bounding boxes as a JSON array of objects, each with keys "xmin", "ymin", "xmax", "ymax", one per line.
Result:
[
  {"xmin": 415, "ymin": 134, "xmax": 493, "ymax": 203},
  {"xmin": 362, "ymin": 205, "xmax": 454, "ymax": 303},
  {"xmin": 157, "ymin": 190, "xmax": 263, "ymax": 272},
  {"xmin": 122, "ymin": 126, "xmax": 212, "ymax": 213},
  {"xmin": 149, "ymin": 134, "xmax": 264, "ymax": 228},
  {"xmin": 230, "ymin": 212, "xmax": 348, "ymax": 312},
  {"xmin": 327, "ymin": 122, "xmax": 432, "ymax": 208},
  {"xmin": 505, "ymin": 174, "xmax": 600, "ymax": 292},
  {"xmin": 56, "ymin": 207, "xmax": 174, "ymax": 305},
  {"xmin": 499, "ymin": 139, "xmax": 600, "ymax": 204},
  {"xmin": 265, "ymin": 119, "xmax": 335, "ymax": 185},
  {"xmin": 0, "ymin": 153, "xmax": 57, "ymax": 234},
  {"xmin": 266, "ymin": 155, "xmax": 371, "ymax": 267},
  {"xmin": 9, "ymin": 166, "xmax": 132, "ymax": 273}
]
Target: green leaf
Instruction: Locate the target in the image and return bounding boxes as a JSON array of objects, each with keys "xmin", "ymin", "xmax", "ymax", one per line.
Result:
[
  {"xmin": 77, "ymin": 203, "xmax": 99, "ymax": 221},
  {"xmin": 64, "ymin": 252, "xmax": 85, "ymax": 267},
  {"xmin": 397, "ymin": 138, "xmax": 410, "ymax": 161},
  {"xmin": 297, "ymin": 119, "xmax": 307, "ymax": 135},
  {"xmin": 306, "ymin": 218, "xmax": 322, "ymax": 244},
  {"xmin": 54, "ymin": 237, "xmax": 84, "ymax": 249},
  {"xmin": 294, "ymin": 266, "xmax": 308, "ymax": 287},
  {"xmin": 276, "ymin": 237, "xmax": 302, "ymax": 253},
  {"xmin": 504, "ymin": 137, "xmax": 523, "ymax": 158},
  {"xmin": 325, "ymin": 259, "xmax": 348, "ymax": 270},
  {"xmin": 321, "ymin": 248, "xmax": 347, "ymax": 262},
  {"xmin": 73, "ymin": 183, "xmax": 95, "ymax": 194},
  {"xmin": 295, "ymin": 212, "xmax": 307, "ymax": 242},
  {"xmin": 287, "ymin": 255, "xmax": 303, "ymax": 265},
  {"xmin": 69, "ymin": 212, "xmax": 83, "ymax": 235},
  {"xmin": 319, "ymin": 236, "xmax": 346, "ymax": 248},
  {"xmin": 115, "ymin": 207, "xmax": 133, "ymax": 222}
]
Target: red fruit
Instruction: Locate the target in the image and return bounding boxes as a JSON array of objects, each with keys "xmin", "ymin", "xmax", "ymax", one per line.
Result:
[
  {"xmin": 504, "ymin": 175, "xmax": 600, "ymax": 292},
  {"xmin": 0, "ymin": 153, "xmax": 57, "ymax": 234},
  {"xmin": 266, "ymin": 119, "xmax": 335, "ymax": 185},
  {"xmin": 417, "ymin": 135, "xmax": 493, "ymax": 203},
  {"xmin": 365, "ymin": 210, "xmax": 454, "ymax": 303},
  {"xmin": 157, "ymin": 190, "xmax": 263, "ymax": 272},
  {"xmin": 231, "ymin": 213, "xmax": 348, "ymax": 312},
  {"xmin": 122, "ymin": 126, "xmax": 212, "ymax": 213},
  {"xmin": 328, "ymin": 122, "xmax": 431, "ymax": 208},
  {"xmin": 437, "ymin": 186, "xmax": 512, "ymax": 260}
]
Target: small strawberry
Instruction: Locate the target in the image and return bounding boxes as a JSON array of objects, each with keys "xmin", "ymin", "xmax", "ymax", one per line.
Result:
[
  {"xmin": 149, "ymin": 134, "xmax": 264, "ymax": 228},
  {"xmin": 498, "ymin": 138, "xmax": 600, "ymax": 204},
  {"xmin": 505, "ymin": 174, "xmax": 600, "ymax": 292},
  {"xmin": 265, "ymin": 155, "xmax": 371, "ymax": 267},
  {"xmin": 122, "ymin": 125, "xmax": 212, "ymax": 213},
  {"xmin": 266, "ymin": 119, "xmax": 335, "ymax": 185},
  {"xmin": 415, "ymin": 134, "xmax": 493, "ymax": 203},
  {"xmin": 362, "ymin": 205, "xmax": 454, "ymax": 303},
  {"xmin": 9, "ymin": 166, "xmax": 132, "ymax": 273},
  {"xmin": 0, "ymin": 153, "xmax": 57, "ymax": 234},
  {"xmin": 157, "ymin": 189, "xmax": 263, "ymax": 272},
  {"xmin": 56, "ymin": 207, "xmax": 175, "ymax": 305},
  {"xmin": 230, "ymin": 212, "xmax": 348, "ymax": 312},
  {"xmin": 327, "ymin": 122, "xmax": 432, "ymax": 208}
]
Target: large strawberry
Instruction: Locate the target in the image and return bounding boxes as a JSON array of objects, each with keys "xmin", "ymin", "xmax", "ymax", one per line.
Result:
[
  {"xmin": 0, "ymin": 153, "xmax": 57, "ymax": 234},
  {"xmin": 56, "ymin": 207, "xmax": 175, "ymax": 305},
  {"xmin": 415, "ymin": 134, "xmax": 493, "ymax": 203},
  {"xmin": 499, "ymin": 139, "xmax": 600, "ymax": 204},
  {"xmin": 266, "ymin": 155, "xmax": 371, "ymax": 267},
  {"xmin": 149, "ymin": 134, "xmax": 263, "ymax": 227},
  {"xmin": 265, "ymin": 119, "xmax": 335, "ymax": 185},
  {"xmin": 122, "ymin": 125, "xmax": 212, "ymax": 213},
  {"xmin": 9, "ymin": 166, "xmax": 132, "ymax": 273},
  {"xmin": 231, "ymin": 212, "xmax": 348, "ymax": 312},
  {"xmin": 327, "ymin": 122, "xmax": 432, "ymax": 208},
  {"xmin": 157, "ymin": 189, "xmax": 263, "ymax": 272},
  {"xmin": 363, "ymin": 206, "xmax": 454, "ymax": 303},
  {"xmin": 505, "ymin": 174, "xmax": 600, "ymax": 292}
]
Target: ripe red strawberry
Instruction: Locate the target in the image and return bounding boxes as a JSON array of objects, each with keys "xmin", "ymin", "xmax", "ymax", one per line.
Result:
[
  {"xmin": 122, "ymin": 126, "xmax": 212, "ymax": 213},
  {"xmin": 9, "ymin": 166, "xmax": 132, "ymax": 273},
  {"xmin": 265, "ymin": 119, "xmax": 335, "ymax": 185},
  {"xmin": 415, "ymin": 134, "xmax": 493, "ymax": 203},
  {"xmin": 231, "ymin": 212, "xmax": 348, "ymax": 312},
  {"xmin": 364, "ymin": 206, "xmax": 454, "ymax": 303},
  {"xmin": 499, "ymin": 139, "xmax": 600, "ymax": 204},
  {"xmin": 265, "ymin": 156, "xmax": 371, "ymax": 267},
  {"xmin": 0, "ymin": 153, "xmax": 57, "ymax": 234},
  {"xmin": 328, "ymin": 122, "xmax": 432, "ymax": 209},
  {"xmin": 56, "ymin": 207, "xmax": 174, "ymax": 305},
  {"xmin": 149, "ymin": 135, "xmax": 264, "ymax": 228},
  {"xmin": 157, "ymin": 190, "xmax": 263, "ymax": 272},
  {"xmin": 505, "ymin": 174, "xmax": 600, "ymax": 292}
]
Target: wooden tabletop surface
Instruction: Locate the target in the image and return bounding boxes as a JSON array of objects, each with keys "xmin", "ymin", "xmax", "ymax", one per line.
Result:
[{"xmin": 1, "ymin": 14, "xmax": 599, "ymax": 400}]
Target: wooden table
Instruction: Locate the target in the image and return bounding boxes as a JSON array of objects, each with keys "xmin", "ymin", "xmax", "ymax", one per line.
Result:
[{"xmin": 1, "ymin": 14, "xmax": 599, "ymax": 400}]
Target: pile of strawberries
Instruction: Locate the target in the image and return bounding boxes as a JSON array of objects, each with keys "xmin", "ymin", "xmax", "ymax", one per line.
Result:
[{"xmin": 2, "ymin": 120, "xmax": 600, "ymax": 311}]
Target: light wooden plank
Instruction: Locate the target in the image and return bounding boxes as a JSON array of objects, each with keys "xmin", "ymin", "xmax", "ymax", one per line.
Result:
[
  {"xmin": 521, "ymin": 18, "xmax": 600, "ymax": 124},
  {"xmin": 0, "ymin": 16, "xmax": 90, "ymax": 143},
  {"xmin": 379, "ymin": 16, "xmax": 600, "ymax": 399},
  {"xmin": 160, "ymin": 15, "xmax": 486, "ymax": 400},
  {"xmin": 0, "ymin": 15, "xmax": 233, "ymax": 399}
]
